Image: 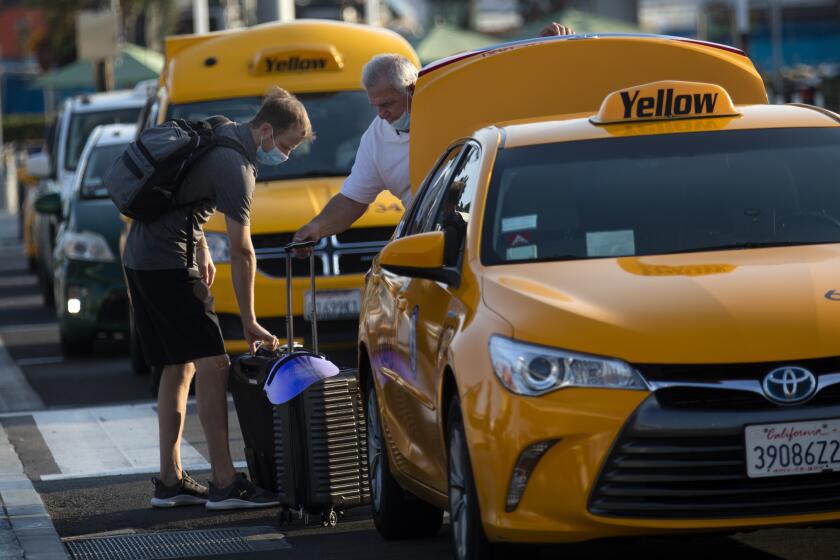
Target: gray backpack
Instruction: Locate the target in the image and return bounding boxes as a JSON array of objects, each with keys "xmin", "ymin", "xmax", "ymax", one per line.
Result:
[{"xmin": 105, "ymin": 116, "xmax": 249, "ymax": 222}]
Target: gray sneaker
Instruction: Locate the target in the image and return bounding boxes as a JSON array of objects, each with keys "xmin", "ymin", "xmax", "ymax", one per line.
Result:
[
  {"xmin": 150, "ymin": 471, "xmax": 209, "ymax": 508},
  {"xmin": 206, "ymin": 473, "xmax": 280, "ymax": 511}
]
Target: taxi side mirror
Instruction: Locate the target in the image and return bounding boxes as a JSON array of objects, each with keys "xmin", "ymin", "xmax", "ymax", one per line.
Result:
[
  {"xmin": 380, "ymin": 231, "xmax": 458, "ymax": 285},
  {"xmin": 27, "ymin": 152, "xmax": 51, "ymax": 179},
  {"xmin": 34, "ymin": 192, "xmax": 62, "ymax": 216}
]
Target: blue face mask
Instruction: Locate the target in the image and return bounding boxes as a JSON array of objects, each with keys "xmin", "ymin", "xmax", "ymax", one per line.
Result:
[
  {"xmin": 256, "ymin": 131, "xmax": 289, "ymax": 166},
  {"xmin": 389, "ymin": 90, "xmax": 412, "ymax": 133},
  {"xmin": 390, "ymin": 111, "xmax": 410, "ymax": 133}
]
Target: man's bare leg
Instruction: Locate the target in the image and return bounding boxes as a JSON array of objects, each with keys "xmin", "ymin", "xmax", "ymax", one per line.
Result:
[
  {"xmin": 157, "ymin": 363, "xmax": 195, "ymax": 485},
  {"xmin": 194, "ymin": 354, "xmax": 236, "ymax": 488}
]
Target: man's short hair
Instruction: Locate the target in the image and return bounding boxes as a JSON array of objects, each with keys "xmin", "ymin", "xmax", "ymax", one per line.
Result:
[
  {"xmin": 251, "ymin": 86, "xmax": 314, "ymax": 141},
  {"xmin": 361, "ymin": 54, "xmax": 418, "ymax": 93}
]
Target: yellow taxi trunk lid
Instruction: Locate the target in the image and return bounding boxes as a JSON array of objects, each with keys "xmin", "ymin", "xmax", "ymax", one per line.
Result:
[
  {"xmin": 410, "ymin": 35, "xmax": 767, "ymax": 194},
  {"xmin": 482, "ymin": 244, "xmax": 840, "ymax": 364}
]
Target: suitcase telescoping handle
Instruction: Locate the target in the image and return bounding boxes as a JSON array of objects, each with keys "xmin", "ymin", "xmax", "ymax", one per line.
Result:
[{"xmin": 283, "ymin": 240, "xmax": 318, "ymax": 355}]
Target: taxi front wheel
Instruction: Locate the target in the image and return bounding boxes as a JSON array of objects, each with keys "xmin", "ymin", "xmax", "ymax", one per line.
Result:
[
  {"xmin": 447, "ymin": 396, "xmax": 504, "ymax": 560},
  {"xmin": 366, "ymin": 383, "xmax": 443, "ymax": 539}
]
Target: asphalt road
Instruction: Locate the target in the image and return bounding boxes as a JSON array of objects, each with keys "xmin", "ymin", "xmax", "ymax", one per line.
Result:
[{"xmin": 2, "ymin": 212, "xmax": 840, "ymax": 560}]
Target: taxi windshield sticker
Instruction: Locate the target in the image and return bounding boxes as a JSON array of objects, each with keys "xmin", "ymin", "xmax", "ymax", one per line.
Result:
[
  {"xmin": 502, "ymin": 214, "xmax": 537, "ymax": 233},
  {"xmin": 591, "ymin": 80, "xmax": 740, "ymax": 125},
  {"xmin": 251, "ymin": 44, "xmax": 344, "ymax": 76},
  {"xmin": 586, "ymin": 230, "xmax": 635, "ymax": 257}
]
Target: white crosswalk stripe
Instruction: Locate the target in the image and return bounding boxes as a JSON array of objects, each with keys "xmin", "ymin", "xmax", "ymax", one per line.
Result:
[{"xmin": 4, "ymin": 400, "xmax": 246, "ymax": 481}]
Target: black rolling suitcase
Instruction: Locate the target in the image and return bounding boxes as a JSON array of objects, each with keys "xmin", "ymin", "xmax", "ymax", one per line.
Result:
[{"xmin": 229, "ymin": 241, "xmax": 370, "ymax": 526}]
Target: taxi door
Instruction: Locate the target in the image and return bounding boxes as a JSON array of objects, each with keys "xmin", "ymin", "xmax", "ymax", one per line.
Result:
[{"xmin": 374, "ymin": 143, "xmax": 479, "ymax": 489}]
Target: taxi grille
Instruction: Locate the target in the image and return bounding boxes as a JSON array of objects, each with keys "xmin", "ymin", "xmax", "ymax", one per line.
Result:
[
  {"xmin": 335, "ymin": 252, "xmax": 379, "ymax": 275},
  {"xmin": 590, "ymin": 433, "xmax": 840, "ymax": 519},
  {"xmin": 333, "ymin": 226, "xmax": 395, "ymax": 246},
  {"xmin": 635, "ymin": 356, "xmax": 840, "ymax": 383},
  {"xmin": 251, "ymin": 227, "xmax": 391, "ymax": 278},
  {"xmin": 256, "ymin": 255, "xmax": 327, "ymax": 278},
  {"xmin": 655, "ymin": 384, "xmax": 840, "ymax": 411}
]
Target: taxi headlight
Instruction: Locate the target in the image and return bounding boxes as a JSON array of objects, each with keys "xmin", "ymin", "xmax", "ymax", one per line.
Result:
[
  {"xmin": 205, "ymin": 232, "xmax": 230, "ymax": 264},
  {"xmin": 62, "ymin": 231, "xmax": 115, "ymax": 262},
  {"xmin": 489, "ymin": 336, "xmax": 648, "ymax": 396}
]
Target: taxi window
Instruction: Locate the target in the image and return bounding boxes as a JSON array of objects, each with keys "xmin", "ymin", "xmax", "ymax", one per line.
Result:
[
  {"xmin": 481, "ymin": 128, "xmax": 840, "ymax": 265},
  {"xmin": 66, "ymin": 108, "xmax": 141, "ymax": 172},
  {"xmin": 168, "ymin": 91, "xmax": 375, "ymax": 182},
  {"xmin": 403, "ymin": 146, "xmax": 463, "ymax": 237},
  {"xmin": 432, "ymin": 144, "xmax": 481, "ymax": 266},
  {"xmin": 80, "ymin": 144, "xmax": 128, "ymax": 199}
]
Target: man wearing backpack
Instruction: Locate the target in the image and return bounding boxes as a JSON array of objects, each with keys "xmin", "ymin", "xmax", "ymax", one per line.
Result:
[{"xmin": 121, "ymin": 87, "xmax": 313, "ymax": 510}]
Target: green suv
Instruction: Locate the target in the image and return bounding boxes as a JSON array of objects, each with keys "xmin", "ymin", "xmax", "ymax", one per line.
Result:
[{"xmin": 38, "ymin": 123, "xmax": 136, "ymax": 355}]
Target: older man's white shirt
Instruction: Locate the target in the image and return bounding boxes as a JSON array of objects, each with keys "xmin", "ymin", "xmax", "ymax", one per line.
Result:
[{"xmin": 340, "ymin": 117, "xmax": 411, "ymax": 208}]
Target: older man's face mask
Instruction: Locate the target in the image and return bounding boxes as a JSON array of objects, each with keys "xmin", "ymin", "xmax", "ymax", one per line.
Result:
[{"xmin": 390, "ymin": 91, "xmax": 412, "ymax": 133}]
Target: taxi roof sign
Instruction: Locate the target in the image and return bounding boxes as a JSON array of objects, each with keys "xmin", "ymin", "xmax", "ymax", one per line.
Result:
[
  {"xmin": 591, "ymin": 80, "xmax": 740, "ymax": 125},
  {"xmin": 250, "ymin": 44, "xmax": 344, "ymax": 76}
]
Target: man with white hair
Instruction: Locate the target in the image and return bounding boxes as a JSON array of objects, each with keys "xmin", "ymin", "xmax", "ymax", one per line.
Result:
[
  {"xmin": 294, "ymin": 25, "xmax": 574, "ymax": 245},
  {"xmin": 293, "ymin": 54, "xmax": 416, "ymax": 245}
]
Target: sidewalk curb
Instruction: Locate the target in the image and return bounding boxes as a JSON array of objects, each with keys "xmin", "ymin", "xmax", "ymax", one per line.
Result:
[{"xmin": 0, "ymin": 424, "xmax": 67, "ymax": 559}]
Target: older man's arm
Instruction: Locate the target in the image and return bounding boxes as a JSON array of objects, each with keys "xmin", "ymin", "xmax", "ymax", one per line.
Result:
[{"xmin": 294, "ymin": 193, "xmax": 368, "ymax": 244}]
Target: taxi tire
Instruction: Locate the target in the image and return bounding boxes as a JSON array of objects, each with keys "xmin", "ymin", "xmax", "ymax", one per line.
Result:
[
  {"xmin": 447, "ymin": 397, "xmax": 503, "ymax": 560},
  {"xmin": 366, "ymin": 383, "xmax": 444, "ymax": 539}
]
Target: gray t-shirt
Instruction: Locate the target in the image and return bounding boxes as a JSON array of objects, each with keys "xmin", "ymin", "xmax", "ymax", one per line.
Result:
[{"xmin": 123, "ymin": 120, "xmax": 257, "ymax": 270}]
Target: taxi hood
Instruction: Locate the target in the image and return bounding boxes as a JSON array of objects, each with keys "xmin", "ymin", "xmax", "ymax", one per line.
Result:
[
  {"xmin": 204, "ymin": 177, "xmax": 403, "ymax": 234},
  {"xmin": 482, "ymin": 246, "xmax": 840, "ymax": 364},
  {"xmin": 410, "ymin": 34, "xmax": 767, "ymax": 193}
]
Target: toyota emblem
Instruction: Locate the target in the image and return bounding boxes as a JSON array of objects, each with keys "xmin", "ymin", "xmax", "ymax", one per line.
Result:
[{"xmin": 762, "ymin": 367, "xmax": 817, "ymax": 405}]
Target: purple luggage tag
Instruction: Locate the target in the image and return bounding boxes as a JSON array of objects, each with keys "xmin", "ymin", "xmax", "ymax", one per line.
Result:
[{"xmin": 263, "ymin": 351, "xmax": 340, "ymax": 405}]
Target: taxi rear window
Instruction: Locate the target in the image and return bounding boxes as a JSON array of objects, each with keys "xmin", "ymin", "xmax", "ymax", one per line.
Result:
[{"xmin": 481, "ymin": 128, "xmax": 840, "ymax": 265}]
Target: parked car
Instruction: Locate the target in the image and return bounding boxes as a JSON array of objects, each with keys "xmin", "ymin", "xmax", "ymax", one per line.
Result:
[
  {"xmin": 358, "ymin": 34, "xmax": 840, "ymax": 559},
  {"xmin": 28, "ymin": 90, "xmax": 145, "ymax": 306},
  {"xmin": 37, "ymin": 124, "xmax": 136, "ymax": 355}
]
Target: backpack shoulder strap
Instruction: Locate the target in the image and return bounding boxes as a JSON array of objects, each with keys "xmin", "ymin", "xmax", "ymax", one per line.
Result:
[{"xmin": 206, "ymin": 116, "xmax": 253, "ymax": 164}]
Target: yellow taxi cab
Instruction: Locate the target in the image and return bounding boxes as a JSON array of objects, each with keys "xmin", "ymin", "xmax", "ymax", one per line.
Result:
[
  {"xmin": 358, "ymin": 33, "xmax": 840, "ymax": 558},
  {"xmin": 151, "ymin": 20, "xmax": 418, "ymax": 362}
]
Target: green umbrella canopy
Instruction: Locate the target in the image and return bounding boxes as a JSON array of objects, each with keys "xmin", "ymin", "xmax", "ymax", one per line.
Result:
[
  {"xmin": 416, "ymin": 23, "xmax": 499, "ymax": 65},
  {"xmin": 509, "ymin": 8, "xmax": 644, "ymax": 41},
  {"xmin": 35, "ymin": 43, "xmax": 163, "ymax": 90}
]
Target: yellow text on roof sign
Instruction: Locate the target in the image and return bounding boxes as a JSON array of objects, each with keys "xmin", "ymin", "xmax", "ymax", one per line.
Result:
[
  {"xmin": 592, "ymin": 81, "xmax": 740, "ymax": 124},
  {"xmin": 250, "ymin": 45, "xmax": 344, "ymax": 76}
]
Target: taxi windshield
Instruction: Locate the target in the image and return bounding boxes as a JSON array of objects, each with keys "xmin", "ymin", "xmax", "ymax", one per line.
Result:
[
  {"xmin": 482, "ymin": 127, "xmax": 840, "ymax": 265},
  {"xmin": 80, "ymin": 143, "xmax": 128, "ymax": 199},
  {"xmin": 168, "ymin": 91, "xmax": 376, "ymax": 182}
]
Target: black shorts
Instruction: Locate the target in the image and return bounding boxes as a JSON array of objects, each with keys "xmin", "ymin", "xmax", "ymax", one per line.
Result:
[{"xmin": 125, "ymin": 267, "xmax": 226, "ymax": 367}]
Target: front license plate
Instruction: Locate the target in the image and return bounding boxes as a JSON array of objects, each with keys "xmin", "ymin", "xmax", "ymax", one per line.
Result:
[
  {"xmin": 745, "ymin": 419, "xmax": 840, "ymax": 478},
  {"xmin": 304, "ymin": 290, "xmax": 362, "ymax": 321}
]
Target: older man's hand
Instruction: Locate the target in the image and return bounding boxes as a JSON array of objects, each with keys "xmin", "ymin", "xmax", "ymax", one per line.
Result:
[
  {"xmin": 540, "ymin": 22, "xmax": 575, "ymax": 37},
  {"xmin": 292, "ymin": 222, "xmax": 320, "ymax": 258}
]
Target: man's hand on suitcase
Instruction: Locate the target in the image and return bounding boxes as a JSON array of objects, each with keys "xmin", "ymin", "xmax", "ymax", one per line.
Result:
[
  {"xmin": 291, "ymin": 223, "xmax": 319, "ymax": 258},
  {"xmin": 244, "ymin": 320, "xmax": 278, "ymax": 355}
]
